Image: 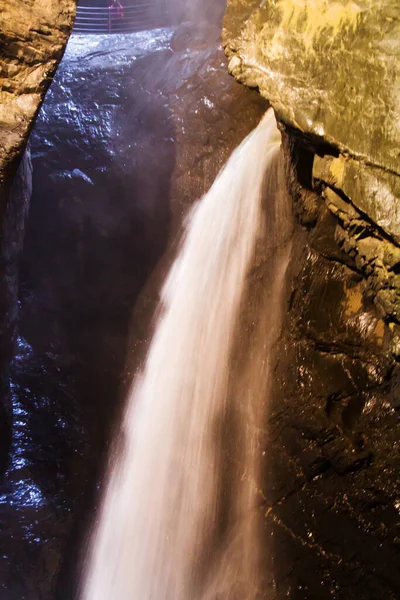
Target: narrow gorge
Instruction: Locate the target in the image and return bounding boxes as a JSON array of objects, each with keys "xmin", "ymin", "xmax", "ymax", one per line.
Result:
[{"xmin": 0, "ymin": 0, "xmax": 399, "ymax": 598}]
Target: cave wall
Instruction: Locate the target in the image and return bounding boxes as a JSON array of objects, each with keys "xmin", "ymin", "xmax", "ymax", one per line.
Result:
[
  {"xmin": 223, "ymin": 1, "xmax": 400, "ymax": 597},
  {"xmin": 262, "ymin": 136, "xmax": 400, "ymax": 599},
  {"xmin": 0, "ymin": 0, "xmax": 77, "ymax": 474},
  {"xmin": 0, "ymin": 0, "xmax": 76, "ymax": 183},
  {"xmin": 223, "ymin": 0, "xmax": 400, "ymax": 330},
  {"xmin": 0, "ymin": 150, "xmax": 32, "ymax": 475}
]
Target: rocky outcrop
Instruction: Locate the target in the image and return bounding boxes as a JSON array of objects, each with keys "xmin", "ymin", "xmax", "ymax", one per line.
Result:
[
  {"xmin": 223, "ymin": 1, "xmax": 400, "ymax": 597},
  {"xmin": 0, "ymin": 149, "xmax": 32, "ymax": 476},
  {"xmin": 261, "ymin": 142, "xmax": 400, "ymax": 598},
  {"xmin": 223, "ymin": 0, "xmax": 400, "ymax": 328},
  {"xmin": 0, "ymin": 0, "xmax": 76, "ymax": 476},
  {"xmin": 0, "ymin": 0, "xmax": 76, "ymax": 183}
]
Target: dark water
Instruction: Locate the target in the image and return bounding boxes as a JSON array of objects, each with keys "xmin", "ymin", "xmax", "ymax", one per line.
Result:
[{"xmin": 0, "ymin": 336, "xmax": 85, "ymax": 599}]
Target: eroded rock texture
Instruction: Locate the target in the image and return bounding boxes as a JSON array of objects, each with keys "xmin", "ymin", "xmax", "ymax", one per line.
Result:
[
  {"xmin": 262, "ymin": 145, "xmax": 400, "ymax": 598},
  {"xmin": 0, "ymin": 150, "xmax": 32, "ymax": 476},
  {"xmin": 223, "ymin": 1, "xmax": 400, "ymax": 597},
  {"xmin": 223, "ymin": 0, "xmax": 400, "ymax": 323},
  {"xmin": 0, "ymin": 0, "xmax": 76, "ymax": 182}
]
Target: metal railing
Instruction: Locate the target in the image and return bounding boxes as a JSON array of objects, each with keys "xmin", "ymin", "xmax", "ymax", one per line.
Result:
[{"xmin": 73, "ymin": 2, "xmax": 170, "ymax": 34}]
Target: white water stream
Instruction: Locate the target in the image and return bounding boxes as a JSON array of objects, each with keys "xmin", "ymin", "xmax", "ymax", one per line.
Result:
[{"xmin": 82, "ymin": 109, "xmax": 291, "ymax": 600}]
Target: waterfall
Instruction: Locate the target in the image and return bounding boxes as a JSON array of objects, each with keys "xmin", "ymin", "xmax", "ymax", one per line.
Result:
[{"xmin": 82, "ymin": 108, "xmax": 292, "ymax": 600}]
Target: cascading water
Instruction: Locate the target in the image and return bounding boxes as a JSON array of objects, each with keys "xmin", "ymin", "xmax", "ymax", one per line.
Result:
[{"xmin": 82, "ymin": 108, "xmax": 292, "ymax": 600}]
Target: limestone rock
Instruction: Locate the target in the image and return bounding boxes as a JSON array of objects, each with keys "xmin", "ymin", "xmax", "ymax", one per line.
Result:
[
  {"xmin": 223, "ymin": 0, "xmax": 400, "ymax": 247},
  {"xmin": 0, "ymin": 0, "xmax": 76, "ymax": 183},
  {"xmin": 223, "ymin": 4, "xmax": 400, "ymax": 590},
  {"xmin": 0, "ymin": 149, "xmax": 32, "ymax": 475},
  {"xmin": 264, "ymin": 146, "xmax": 400, "ymax": 598},
  {"xmin": 314, "ymin": 154, "xmax": 400, "ymax": 245}
]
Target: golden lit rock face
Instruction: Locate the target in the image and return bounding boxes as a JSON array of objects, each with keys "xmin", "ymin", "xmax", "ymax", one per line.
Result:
[
  {"xmin": 0, "ymin": 0, "xmax": 76, "ymax": 182},
  {"xmin": 223, "ymin": 0, "xmax": 400, "ymax": 242}
]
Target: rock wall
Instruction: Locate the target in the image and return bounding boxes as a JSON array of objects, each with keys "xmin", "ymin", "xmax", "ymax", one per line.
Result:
[
  {"xmin": 0, "ymin": 0, "xmax": 76, "ymax": 475},
  {"xmin": 263, "ymin": 137, "xmax": 400, "ymax": 598},
  {"xmin": 0, "ymin": 150, "xmax": 32, "ymax": 476},
  {"xmin": 223, "ymin": 1, "xmax": 400, "ymax": 597},
  {"xmin": 223, "ymin": 0, "xmax": 400, "ymax": 328}
]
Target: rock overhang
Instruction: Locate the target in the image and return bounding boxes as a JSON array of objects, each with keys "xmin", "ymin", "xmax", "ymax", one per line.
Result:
[{"xmin": 223, "ymin": 0, "xmax": 400, "ymax": 244}]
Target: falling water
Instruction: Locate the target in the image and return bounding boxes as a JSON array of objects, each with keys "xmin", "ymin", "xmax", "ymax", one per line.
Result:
[{"xmin": 82, "ymin": 108, "xmax": 291, "ymax": 600}]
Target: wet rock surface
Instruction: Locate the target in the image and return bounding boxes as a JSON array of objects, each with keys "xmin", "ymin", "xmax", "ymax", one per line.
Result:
[
  {"xmin": 259, "ymin": 141, "xmax": 400, "ymax": 598},
  {"xmin": 0, "ymin": 25, "xmax": 266, "ymax": 599},
  {"xmin": 222, "ymin": 7, "xmax": 400, "ymax": 594},
  {"xmin": 0, "ymin": 0, "xmax": 76, "ymax": 481},
  {"xmin": 0, "ymin": 151, "xmax": 32, "ymax": 477}
]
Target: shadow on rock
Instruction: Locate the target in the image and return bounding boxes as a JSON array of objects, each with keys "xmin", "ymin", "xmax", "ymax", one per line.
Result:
[{"xmin": 1, "ymin": 32, "xmax": 175, "ymax": 600}]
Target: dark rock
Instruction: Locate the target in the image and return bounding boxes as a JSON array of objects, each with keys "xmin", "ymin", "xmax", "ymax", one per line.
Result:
[
  {"xmin": 0, "ymin": 150, "xmax": 32, "ymax": 477},
  {"xmin": 257, "ymin": 138, "xmax": 400, "ymax": 597},
  {"xmin": 0, "ymin": 0, "xmax": 76, "ymax": 479}
]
